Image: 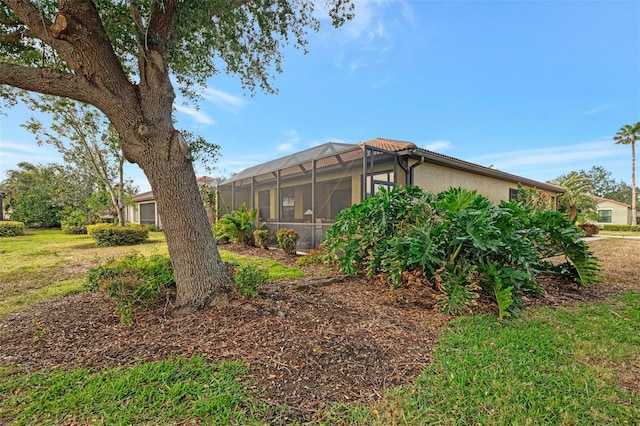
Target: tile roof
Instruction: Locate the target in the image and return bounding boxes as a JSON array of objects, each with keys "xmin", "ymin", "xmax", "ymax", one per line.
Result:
[{"xmin": 358, "ymin": 137, "xmax": 417, "ymax": 152}]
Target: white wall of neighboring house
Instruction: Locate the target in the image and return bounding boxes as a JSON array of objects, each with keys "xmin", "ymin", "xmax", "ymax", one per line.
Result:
[{"xmin": 595, "ymin": 198, "xmax": 637, "ymax": 226}]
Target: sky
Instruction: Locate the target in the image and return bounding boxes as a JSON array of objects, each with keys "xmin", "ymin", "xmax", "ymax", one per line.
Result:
[{"xmin": 1, "ymin": 0, "xmax": 639, "ymax": 193}]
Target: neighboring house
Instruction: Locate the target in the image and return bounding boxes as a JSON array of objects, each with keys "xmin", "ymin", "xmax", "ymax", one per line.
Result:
[
  {"xmin": 126, "ymin": 176, "xmax": 219, "ymax": 228},
  {"xmin": 216, "ymin": 137, "xmax": 565, "ymax": 249},
  {"xmin": 594, "ymin": 196, "xmax": 639, "ymax": 226}
]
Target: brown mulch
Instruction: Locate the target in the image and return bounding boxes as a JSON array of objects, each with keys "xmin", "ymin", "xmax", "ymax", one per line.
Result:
[{"xmin": 0, "ymin": 242, "xmax": 634, "ymax": 421}]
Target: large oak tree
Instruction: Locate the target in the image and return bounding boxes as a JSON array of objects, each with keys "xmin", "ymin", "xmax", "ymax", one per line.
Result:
[{"xmin": 0, "ymin": 0, "xmax": 353, "ymax": 311}]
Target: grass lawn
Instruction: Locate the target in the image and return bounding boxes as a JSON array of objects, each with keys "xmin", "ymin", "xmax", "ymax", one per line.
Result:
[
  {"xmin": 0, "ymin": 232, "xmax": 638, "ymax": 424},
  {"xmin": 0, "ymin": 229, "xmax": 302, "ymax": 317}
]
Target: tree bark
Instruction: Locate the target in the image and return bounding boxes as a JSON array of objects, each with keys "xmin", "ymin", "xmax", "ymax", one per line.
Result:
[
  {"xmin": 632, "ymin": 141, "xmax": 637, "ymax": 225},
  {"xmin": 137, "ymin": 129, "xmax": 231, "ymax": 310}
]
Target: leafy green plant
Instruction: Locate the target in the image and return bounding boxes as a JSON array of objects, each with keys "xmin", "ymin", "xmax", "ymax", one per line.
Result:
[
  {"xmin": 253, "ymin": 229, "xmax": 270, "ymax": 249},
  {"xmin": 435, "ymin": 262, "xmax": 480, "ymax": 315},
  {"xmin": 276, "ymin": 228, "xmax": 299, "ymax": 255},
  {"xmin": 233, "ymin": 265, "xmax": 269, "ymax": 298},
  {"xmin": 85, "ymin": 254, "xmax": 175, "ymax": 323},
  {"xmin": 87, "ymin": 223, "xmax": 149, "ymax": 247},
  {"xmin": 0, "ymin": 221, "xmax": 26, "ymax": 237},
  {"xmin": 322, "ymin": 186, "xmax": 601, "ymax": 318},
  {"xmin": 215, "ymin": 204, "xmax": 259, "ymax": 246},
  {"xmin": 61, "ymin": 210, "xmax": 88, "ymax": 234}
]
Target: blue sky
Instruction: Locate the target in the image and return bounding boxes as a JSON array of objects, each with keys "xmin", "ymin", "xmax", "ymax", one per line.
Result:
[{"xmin": 1, "ymin": 0, "xmax": 639, "ymax": 193}]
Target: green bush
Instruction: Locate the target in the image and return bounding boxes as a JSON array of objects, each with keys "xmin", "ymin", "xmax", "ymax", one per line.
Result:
[
  {"xmin": 233, "ymin": 265, "xmax": 269, "ymax": 298},
  {"xmin": 602, "ymin": 224, "xmax": 640, "ymax": 232},
  {"xmin": 87, "ymin": 223, "xmax": 149, "ymax": 247},
  {"xmin": 0, "ymin": 221, "xmax": 26, "ymax": 237},
  {"xmin": 61, "ymin": 210, "xmax": 88, "ymax": 234},
  {"xmin": 215, "ymin": 204, "xmax": 259, "ymax": 246},
  {"xmin": 322, "ymin": 186, "xmax": 600, "ymax": 318},
  {"xmin": 296, "ymin": 249, "xmax": 325, "ymax": 266},
  {"xmin": 253, "ymin": 229, "xmax": 270, "ymax": 249},
  {"xmin": 579, "ymin": 223, "xmax": 600, "ymax": 237},
  {"xmin": 277, "ymin": 228, "xmax": 299, "ymax": 255},
  {"xmin": 85, "ymin": 254, "xmax": 175, "ymax": 323}
]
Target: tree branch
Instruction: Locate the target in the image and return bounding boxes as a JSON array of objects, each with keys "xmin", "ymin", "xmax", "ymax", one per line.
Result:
[{"xmin": 0, "ymin": 63, "xmax": 100, "ymax": 105}]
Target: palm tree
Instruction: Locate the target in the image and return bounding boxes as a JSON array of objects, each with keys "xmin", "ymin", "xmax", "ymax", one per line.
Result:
[
  {"xmin": 614, "ymin": 122, "xmax": 640, "ymax": 225},
  {"xmin": 550, "ymin": 172, "xmax": 596, "ymax": 222}
]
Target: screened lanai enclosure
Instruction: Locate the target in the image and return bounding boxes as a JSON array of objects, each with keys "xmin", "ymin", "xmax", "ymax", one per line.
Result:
[{"xmin": 217, "ymin": 139, "xmax": 413, "ymax": 250}]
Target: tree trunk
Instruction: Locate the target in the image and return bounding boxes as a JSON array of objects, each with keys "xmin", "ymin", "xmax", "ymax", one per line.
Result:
[
  {"xmin": 138, "ymin": 130, "xmax": 231, "ymax": 311},
  {"xmin": 632, "ymin": 141, "xmax": 637, "ymax": 225}
]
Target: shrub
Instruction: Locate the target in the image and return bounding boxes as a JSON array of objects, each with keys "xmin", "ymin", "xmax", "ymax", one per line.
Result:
[
  {"xmin": 322, "ymin": 186, "xmax": 600, "ymax": 319},
  {"xmin": 579, "ymin": 223, "xmax": 600, "ymax": 237},
  {"xmin": 602, "ymin": 224, "xmax": 640, "ymax": 232},
  {"xmin": 296, "ymin": 249, "xmax": 325, "ymax": 266},
  {"xmin": 277, "ymin": 228, "xmax": 299, "ymax": 255},
  {"xmin": 215, "ymin": 204, "xmax": 259, "ymax": 246},
  {"xmin": 61, "ymin": 210, "xmax": 88, "ymax": 234},
  {"xmin": 0, "ymin": 221, "xmax": 26, "ymax": 237},
  {"xmin": 233, "ymin": 265, "xmax": 269, "ymax": 298},
  {"xmin": 145, "ymin": 224, "xmax": 162, "ymax": 232},
  {"xmin": 253, "ymin": 229, "xmax": 270, "ymax": 249},
  {"xmin": 87, "ymin": 223, "xmax": 149, "ymax": 247},
  {"xmin": 85, "ymin": 254, "xmax": 175, "ymax": 323}
]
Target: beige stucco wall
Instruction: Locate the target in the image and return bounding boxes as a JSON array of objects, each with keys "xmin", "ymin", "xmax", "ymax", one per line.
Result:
[
  {"xmin": 412, "ymin": 162, "xmax": 561, "ymax": 204},
  {"xmin": 596, "ymin": 200, "xmax": 630, "ymax": 225}
]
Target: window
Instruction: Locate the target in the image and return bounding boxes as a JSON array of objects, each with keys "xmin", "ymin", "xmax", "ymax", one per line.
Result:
[
  {"xmin": 281, "ymin": 191, "xmax": 295, "ymax": 221},
  {"xmin": 366, "ymin": 171, "xmax": 395, "ymax": 196},
  {"xmin": 509, "ymin": 188, "xmax": 519, "ymax": 201},
  {"xmin": 139, "ymin": 202, "xmax": 156, "ymax": 225},
  {"xmin": 597, "ymin": 209, "xmax": 612, "ymax": 223}
]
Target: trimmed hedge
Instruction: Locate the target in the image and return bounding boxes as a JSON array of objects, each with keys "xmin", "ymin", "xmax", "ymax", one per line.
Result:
[
  {"xmin": 0, "ymin": 221, "xmax": 26, "ymax": 237},
  {"xmin": 602, "ymin": 224, "xmax": 640, "ymax": 232},
  {"xmin": 87, "ymin": 223, "xmax": 149, "ymax": 247}
]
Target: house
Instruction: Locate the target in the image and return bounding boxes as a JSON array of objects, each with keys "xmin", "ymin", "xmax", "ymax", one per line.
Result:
[
  {"xmin": 594, "ymin": 196, "xmax": 639, "ymax": 226},
  {"xmin": 126, "ymin": 176, "xmax": 219, "ymax": 228},
  {"xmin": 216, "ymin": 137, "xmax": 565, "ymax": 249}
]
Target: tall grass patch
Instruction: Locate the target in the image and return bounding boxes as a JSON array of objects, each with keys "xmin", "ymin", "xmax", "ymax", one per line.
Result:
[{"xmin": 0, "ymin": 357, "xmax": 265, "ymax": 425}]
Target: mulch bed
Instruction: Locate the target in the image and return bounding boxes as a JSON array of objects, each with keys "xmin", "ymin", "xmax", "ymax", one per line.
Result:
[{"xmin": 0, "ymin": 243, "xmax": 631, "ymax": 422}]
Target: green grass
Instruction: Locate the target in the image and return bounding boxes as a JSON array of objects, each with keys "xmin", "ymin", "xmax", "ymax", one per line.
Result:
[
  {"xmin": 0, "ymin": 357, "xmax": 267, "ymax": 425},
  {"xmin": 0, "ymin": 229, "xmax": 304, "ymax": 317},
  {"xmin": 597, "ymin": 230, "xmax": 640, "ymax": 237},
  {"xmin": 219, "ymin": 251, "xmax": 305, "ymax": 281},
  {"xmin": 0, "ymin": 230, "xmax": 169, "ymax": 317},
  {"xmin": 324, "ymin": 292, "xmax": 640, "ymax": 425}
]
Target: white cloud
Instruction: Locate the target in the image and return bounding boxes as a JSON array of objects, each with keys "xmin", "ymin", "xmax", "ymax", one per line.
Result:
[
  {"xmin": 585, "ymin": 104, "xmax": 611, "ymax": 115},
  {"xmin": 424, "ymin": 140, "xmax": 453, "ymax": 151},
  {"xmin": 325, "ymin": 0, "xmax": 416, "ymax": 70},
  {"xmin": 277, "ymin": 142, "xmax": 294, "ymax": 152},
  {"xmin": 202, "ymin": 87, "xmax": 246, "ymax": 113},
  {"xmin": 174, "ymin": 104, "xmax": 216, "ymax": 126},
  {"xmin": 0, "ymin": 141, "xmax": 46, "ymax": 154}
]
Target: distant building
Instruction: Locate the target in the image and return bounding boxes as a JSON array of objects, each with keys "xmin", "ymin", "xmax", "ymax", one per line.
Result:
[
  {"xmin": 594, "ymin": 196, "xmax": 639, "ymax": 226},
  {"xmin": 126, "ymin": 176, "xmax": 219, "ymax": 228}
]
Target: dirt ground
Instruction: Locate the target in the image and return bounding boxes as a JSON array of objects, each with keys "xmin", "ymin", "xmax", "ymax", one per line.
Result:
[{"xmin": 0, "ymin": 240, "xmax": 636, "ymax": 421}]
